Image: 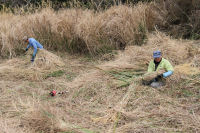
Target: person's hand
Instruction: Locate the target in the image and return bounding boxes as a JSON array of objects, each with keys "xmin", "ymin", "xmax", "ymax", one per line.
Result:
[
  {"xmin": 25, "ymin": 48, "xmax": 28, "ymax": 54},
  {"xmin": 156, "ymin": 74, "xmax": 163, "ymax": 79}
]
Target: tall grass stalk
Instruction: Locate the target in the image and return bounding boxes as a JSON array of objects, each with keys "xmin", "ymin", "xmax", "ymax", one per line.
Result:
[{"xmin": 0, "ymin": 3, "xmax": 157, "ymax": 57}]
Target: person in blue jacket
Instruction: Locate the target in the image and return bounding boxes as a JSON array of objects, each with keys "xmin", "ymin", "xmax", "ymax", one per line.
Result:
[{"xmin": 23, "ymin": 36, "xmax": 43, "ymax": 62}]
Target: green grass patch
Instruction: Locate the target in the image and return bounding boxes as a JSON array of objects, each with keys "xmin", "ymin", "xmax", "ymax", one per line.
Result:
[
  {"xmin": 107, "ymin": 69, "xmax": 145, "ymax": 88},
  {"xmin": 45, "ymin": 70, "xmax": 65, "ymax": 79}
]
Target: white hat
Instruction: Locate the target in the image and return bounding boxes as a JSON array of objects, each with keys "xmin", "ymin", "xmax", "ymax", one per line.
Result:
[{"xmin": 23, "ymin": 36, "xmax": 28, "ymax": 41}]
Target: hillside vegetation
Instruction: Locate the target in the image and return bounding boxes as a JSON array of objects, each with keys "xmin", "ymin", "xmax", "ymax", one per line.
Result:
[
  {"xmin": 0, "ymin": 0, "xmax": 200, "ymax": 133},
  {"xmin": 0, "ymin": 3, "xmax": 157, "ymax": 57},
  {"xmin": 0, "ymin": 0, "xmax": 200, "ymax": 57}
]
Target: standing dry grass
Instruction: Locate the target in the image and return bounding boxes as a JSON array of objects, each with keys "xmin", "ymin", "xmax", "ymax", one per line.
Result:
[{"xmin": 0, "ymin": 3, "xmax": 158, "ymax": 57}]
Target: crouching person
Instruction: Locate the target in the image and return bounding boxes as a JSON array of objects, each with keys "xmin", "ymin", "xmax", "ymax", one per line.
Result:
[
  {"xmin": 23, "ymin": 36, "xmax": 44, "ymax": 62},
  {"xmin": 144, "ymin": 50, "xmax": 174, "ymax": 88}
]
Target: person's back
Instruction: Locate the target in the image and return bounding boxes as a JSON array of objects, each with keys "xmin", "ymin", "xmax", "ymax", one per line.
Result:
[{"xmin": 28, "ymin": 38, "xmax": 43, "ymax": 49}]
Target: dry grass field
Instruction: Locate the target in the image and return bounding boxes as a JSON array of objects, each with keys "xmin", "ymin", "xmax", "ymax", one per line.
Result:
[{"xmin": 1, "ymin": 1, "xmax": 200, "ymax": 133}]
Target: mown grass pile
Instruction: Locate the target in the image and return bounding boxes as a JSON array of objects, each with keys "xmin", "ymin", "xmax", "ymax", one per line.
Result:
[
  {"xmin": 0, "ymin": 49, "xmax": 65, "ymax": 81},
  {"xmin": 1, "ymin": 31, "xmax": 200, "ymax": 133}
]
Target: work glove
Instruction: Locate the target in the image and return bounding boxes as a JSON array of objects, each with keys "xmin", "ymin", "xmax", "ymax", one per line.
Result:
[
  {"xmin": 156, "ymin": 74, "xmax": 163, "ymax": 79},
  {"xmin": 25, "ymin": 48, "xmax": 29, "ymax": 54},
  {"xmin": 31, "ymin": 55, "xmax": 35, "ymax": 62},
  {"xmin": 154, "ymin": 74, "xmax": 163, "ymax": 82}
]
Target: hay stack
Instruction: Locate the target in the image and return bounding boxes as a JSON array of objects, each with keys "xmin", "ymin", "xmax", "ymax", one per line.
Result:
[
  {"xmin": 165, "ymin": 63, "xmax": 200, "ymax": 86},
  {"xmin": 0, "ymin": 58, "xmax": 45, "ymax": 81},
  {"xmin": 26, "ymin": 49, "xmax": 65, "ymax": 69},
  {"xmin": 0, "ymin": 49, "xmax": 65, "ymax": 81},
  {"xmin": 175, "ymin": 63, "xmax": 200, "ymax": 75}
]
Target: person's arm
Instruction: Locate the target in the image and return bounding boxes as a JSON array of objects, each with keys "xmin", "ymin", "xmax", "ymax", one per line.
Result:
[
  {"xmin": 163, "ymin": 60, "xmax": 174, "ymax": 78},
  {"xmin": 163, "ymin": 71, "xmax": 173, "ymax": 78},
  {"xmin": 25, "ymin": 44, "xmax": 30, "ymax": 51}
]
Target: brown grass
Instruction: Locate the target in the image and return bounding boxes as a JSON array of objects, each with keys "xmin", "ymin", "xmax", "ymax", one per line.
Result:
[
  {"xmin": 155, "ymin": 0, "xmax": 200, "ymax": 39},
  {"xmin": 27, "ymin": 49, "xmax": 65, "ymax": 68},
  {"xmin": 0, "ymin": 3, "xmax": 158, "ymax": 57},
  {"xmin": 21, "ymin": 106, "xmax": 65, "ymax": 133},
  {"xmin": 1, "ymin": 32, "xmax": 200, "ymax": 132},
  {"xmin": 1, "ymin": 3, "xmax": 200, "ymax": 133},
  {"xmin": 0, "ymin": 49, "xmax": 64, "ymax": 81}
]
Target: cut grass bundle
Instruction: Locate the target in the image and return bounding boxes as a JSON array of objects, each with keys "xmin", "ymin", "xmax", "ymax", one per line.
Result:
[
  {"xmin": 0, "ymin": 49, "xmax": 65, "ymax": 81},
  {"xmin": 29, "ymin": 49, "xmax": 65, "ymax": 69},
  {"xmin": 175, "ymin": 63, "xmax": 200, "ymax": 75},
  {"xmin": 142, "ymin": 69, "xmax": 165, "ymax": 82}
]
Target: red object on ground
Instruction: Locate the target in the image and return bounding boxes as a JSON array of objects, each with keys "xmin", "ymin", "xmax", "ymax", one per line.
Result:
[{"xmin": 50, "ymin": 90, "xmax": 56, "ymax": 96}]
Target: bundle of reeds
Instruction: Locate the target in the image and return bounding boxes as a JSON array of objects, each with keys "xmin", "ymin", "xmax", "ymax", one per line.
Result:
[
  {"xmin": 28, "ymin": 49, "xmax": 65, "ymax": 69},
  {"xmin": 142, "ymin": 69, "xmax": 165, "ymax": 82},
  {"xmin": 0, "ymin": 49, "xmax": 65, "ymax": 81}
]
